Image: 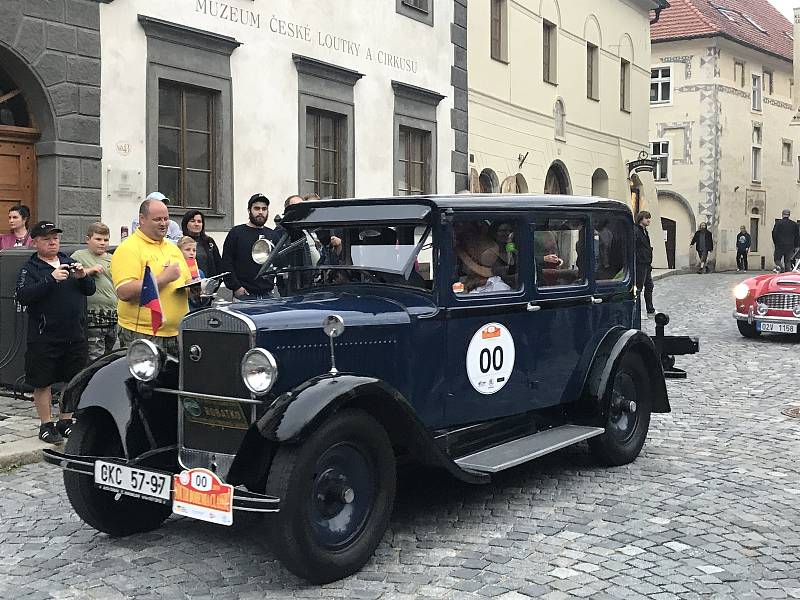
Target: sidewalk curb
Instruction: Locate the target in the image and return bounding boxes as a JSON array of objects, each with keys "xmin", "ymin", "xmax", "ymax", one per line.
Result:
[
  {"xmin": 652, "ymin": 268, "xmax": 692, "ymax": 282},
  {"xmin": 0, "ymin": 437, "xmax": 56, "ymax": 470}
]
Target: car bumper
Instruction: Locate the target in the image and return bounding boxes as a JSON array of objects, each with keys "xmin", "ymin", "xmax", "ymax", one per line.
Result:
[
  {"xmin": 42, "ymin": 448, "xmax": 281, "ymax": 513},
  {"xmin": 732, "ymin": 310, "xmax": 800, "ymax": 326}
]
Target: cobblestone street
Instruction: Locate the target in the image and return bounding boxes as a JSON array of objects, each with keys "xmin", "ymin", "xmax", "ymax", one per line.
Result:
[{"xmin": 0, "ymin": 272, "xmax": 798, "ymax": 600}]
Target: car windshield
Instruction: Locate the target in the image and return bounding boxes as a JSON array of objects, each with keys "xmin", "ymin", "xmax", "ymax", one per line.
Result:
[{"xmin": 261, "ymin": 223, "xmax": 433, "ymax": 292}]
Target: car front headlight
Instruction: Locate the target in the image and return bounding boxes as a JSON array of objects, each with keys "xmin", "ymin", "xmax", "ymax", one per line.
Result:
[
  {"xmin": 733, "ymin": 283, "xmax": 750, "ymax": 300},
  {"xmin": 127, "ymin": 339, "xmax": 162, "ymax": 382},
  {"xmin": 241, "ymin": 348, "xmax": 278, "ymax": 394}
]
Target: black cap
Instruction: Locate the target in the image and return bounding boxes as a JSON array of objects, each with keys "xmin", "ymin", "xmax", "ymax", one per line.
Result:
[
  {"xmin": 248, "ymin": 193, "xmax": 269, "ymax": 209},
  {"xmin": 30, "ymin": 221, "xmax": 63, "ymax": 238}
]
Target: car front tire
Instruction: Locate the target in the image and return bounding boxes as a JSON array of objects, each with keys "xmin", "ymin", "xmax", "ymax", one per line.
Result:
[
  {"xmin": 589, "ymin": 353, "xmax": 652, "ymax": 466},
  {"xmin": 737, "ymin": 320, "xmax": 760, "ymax": 338},
  {"xmin": 265, "ymin": 408, "xmax": 396, "ymax": 584},
  {"xmin": 63, "ymin": 410, "xmax": 171, "ymax": 536}
]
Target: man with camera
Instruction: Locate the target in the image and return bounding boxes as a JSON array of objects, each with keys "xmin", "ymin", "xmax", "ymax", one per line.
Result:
[{"xmin": 15, "ymin": 222, "xmax": 96, "ymax": 444}]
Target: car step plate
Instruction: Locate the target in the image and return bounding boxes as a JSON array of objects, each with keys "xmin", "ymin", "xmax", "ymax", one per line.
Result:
[{"xmin": 455, "ymin": 425, "xmax": 605, "ymax": 473}]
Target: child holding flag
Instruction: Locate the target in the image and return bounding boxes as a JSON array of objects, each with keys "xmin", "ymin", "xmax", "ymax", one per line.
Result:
[{"xmin": 178, "ymin": 236, "xmax": 205, "ymax": 311}]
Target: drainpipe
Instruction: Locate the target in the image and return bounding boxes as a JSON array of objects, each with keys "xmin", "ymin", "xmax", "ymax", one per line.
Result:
[{"xmin": 650, "ymin": 0, "xmax": 670, "ymax": 25}]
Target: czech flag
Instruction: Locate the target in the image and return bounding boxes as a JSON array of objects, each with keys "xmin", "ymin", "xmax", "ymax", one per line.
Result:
[
  {"xmin": 186, "ymin": 257, "xmax": 200, "ymax": 280},
  {"xmin": 140, "ymin": 264, "xmax": 163, "ymax": 334}
]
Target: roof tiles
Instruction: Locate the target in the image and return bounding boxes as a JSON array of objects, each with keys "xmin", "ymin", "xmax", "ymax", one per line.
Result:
[{"xmin": 651, "ymin": 0, "xmax": 793, "ymax": 62}]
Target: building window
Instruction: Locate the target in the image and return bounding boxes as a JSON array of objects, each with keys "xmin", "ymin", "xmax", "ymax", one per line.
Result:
[
  {"xmin": 553, "ymin": 98, "xmax": 566, "ymax": 141},
  {"xmin": 304, "ymin": 110, "xmax": 343, "ymax": 199},
  {"xmin": 620, "ymin": 59, "xmax": 631, "ymax": 112},
  {"xmin": 752, "ymin": 125, "xmax": 762, "ymax": 182},
  {"xmin": 752, "ymin": 73, "xmax": 762, "ymax": 111},
  {"xmin": 157, "ymin": 83, "xmax": 215, "ymax": 210},
  {"xmin": 763, "ymin": 69, "xmax": 774, "ymax": 95},
  {"xmin": 543, "ymin": 20, "xmax": 557, "ymax": 84},
  {"xmin": 140, "ymin": 15, "xmax": 238, "ymax": 229},
  {"xmin": 587, "ymin": 43, "xmax": 599, "ymax": 100},
  {"xmin": 397, "ymin": 127, "xmax": 430, "ymax": 195},
  {"xmin": 782, "ymin": 140, "xmax": 793, "ymax": 165},
  {"xmin": 651, "ymin": 140, "xmax": 669, "ymax": 181},
  {"xmin": 734, "ymin": 61, "xmax": 745, "ymax": 88},
  {"xmin": 396, "ymin": 0, "xmax": 433, "ymax": 26},
  {"xmin": 490, "ymin": 0, "xmax": 508, "ymax": 63},
  {"xmin": 650, "ymin": 66, "xmax": 671, "ymax": 104}
]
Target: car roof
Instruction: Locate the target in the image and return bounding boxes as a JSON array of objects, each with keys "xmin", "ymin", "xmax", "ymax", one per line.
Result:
[{"xmin": 280, "ymin": 194, "xmax": 632, "ymax": 225}]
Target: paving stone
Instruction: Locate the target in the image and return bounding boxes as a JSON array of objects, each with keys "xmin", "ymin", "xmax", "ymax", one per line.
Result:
[{"xmin": 0, "ymin": 273, "xmax": 799, "ymax": 597}]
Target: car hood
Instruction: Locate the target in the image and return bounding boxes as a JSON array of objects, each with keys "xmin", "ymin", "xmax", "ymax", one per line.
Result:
[
  {"xmin": 227, "ymin": 290, "xmax": 435, "ymax": 331},
  {"xmin": 743, "ymin": 272, "xmax": 800, "ymax": 298}
]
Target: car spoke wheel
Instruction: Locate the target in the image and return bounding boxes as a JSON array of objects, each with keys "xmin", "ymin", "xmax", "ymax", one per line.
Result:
[
  {"xmin": 589, "ymin": 353, "xmax": 651, "ymax": 466},
  {"xmin": 64, "ymin": 410, "xmax": 171, "ymax": 536},
  {"xmin": 265, "ymin": 409, "xmax": 395, "ymax": 584}
]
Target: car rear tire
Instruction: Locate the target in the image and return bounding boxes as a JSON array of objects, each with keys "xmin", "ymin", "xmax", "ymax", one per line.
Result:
[
  {"xmin": 589, "ymin": 353, "xmax": 651, "ymax": 466},
  {"xmin": 737, "ymin": 321, "xmax": 760, "ymax": 338},
  {"xmin": 265, "ymin": 409, "xmax": 396, "ymax": 584},
  {"xmin": 64, "ymin": 410, "xmax": 171, "ymax": 536}
]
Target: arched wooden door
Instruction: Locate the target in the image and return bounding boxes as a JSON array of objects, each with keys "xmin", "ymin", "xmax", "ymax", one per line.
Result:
[{"xmin": 0, "ymin": 66, "xmax": 38, "ymax": 234}]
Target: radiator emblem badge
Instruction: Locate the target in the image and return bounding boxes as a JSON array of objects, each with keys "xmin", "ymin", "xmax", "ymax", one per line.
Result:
[
  {"xmin": 208, "ymin": 317, "xmax": 221, "ymax": 328},
  {"xmin": 189, "ymin": 345, "xmax": 203, "ymax": 362}
]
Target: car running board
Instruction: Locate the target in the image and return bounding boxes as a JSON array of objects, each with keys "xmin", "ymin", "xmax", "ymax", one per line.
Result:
[{"xmin": 454, "ymin": 425, "xmax": 605, "ymax": 474}]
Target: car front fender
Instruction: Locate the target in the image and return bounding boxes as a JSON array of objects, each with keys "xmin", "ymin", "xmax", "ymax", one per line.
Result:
[
  {"xmin": 70, "ymin": 352, "xmax": 178, "ymax": 460},
  {"xmin": 257, "ymin": 374, "xmax": 489, "ymax": 484}
]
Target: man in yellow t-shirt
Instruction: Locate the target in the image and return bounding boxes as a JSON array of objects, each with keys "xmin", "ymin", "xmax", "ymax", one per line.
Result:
[{"xmin": 111, "ymin": 194, "xmax": 191, "ymax": 356}]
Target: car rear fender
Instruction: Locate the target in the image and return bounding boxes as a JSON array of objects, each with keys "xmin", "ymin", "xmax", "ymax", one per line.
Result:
[
  {"xmin": 69, "ymin": 352, "xmax": 178, "ymax": 460},
  {"xmin": 584, "ymin": 329, "xmax": 670, "ymax": 414},
  {"xmin": 257, "ymin": 374, "xmax": 489, "ymax": 484}
]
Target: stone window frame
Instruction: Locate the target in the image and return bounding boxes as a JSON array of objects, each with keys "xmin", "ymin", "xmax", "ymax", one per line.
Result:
[
  {"xmin": 490, "ymin": 0, "xmax": 509, "ymax": 64},
  {"xmin": 396, "ymin": 0, "xmax": 434, "ymax": 27},
  {"xmin": 391, "ymin": 81, "xmax": 444, "ymax": 196},
  {"xmin": 782, "ymin": 138, "xmax": 793, "ymax": 166},
  {"xmin": 139, "ymin": 15, "xmax": 240, "ymax": 230},
  {"xmin": 294, "ymin": 54, "xmax": 363, "ymax": 198}
]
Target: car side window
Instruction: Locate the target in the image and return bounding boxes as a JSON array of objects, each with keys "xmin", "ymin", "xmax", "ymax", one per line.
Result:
[
  {"xmin": 452, "ymin": 218, "xmax": 520, "ymax": 295},
  {"xmin": 532, "ymin": 217, "xmax": 587, "ymax": 288},
  {"xmin": 593, "ymin": 217, "xmax": 629, "ymax": 283}
]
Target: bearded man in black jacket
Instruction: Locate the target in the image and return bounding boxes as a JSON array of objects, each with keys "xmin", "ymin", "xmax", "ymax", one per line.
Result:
[{"xmin": 16, "ymin": 221, "xmax": 96, "ymax": 443}]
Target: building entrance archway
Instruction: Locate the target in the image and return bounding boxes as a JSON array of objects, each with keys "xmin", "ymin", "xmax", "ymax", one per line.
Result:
[
  {"xmin": 0, "ymin": 62, "xmax": 38, "ymax": 233},
  {"xmin": 544, "ymin": 160, "xmax": 571, "ymax": 194}
]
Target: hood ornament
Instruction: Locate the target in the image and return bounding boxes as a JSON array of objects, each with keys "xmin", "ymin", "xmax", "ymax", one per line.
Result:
[{"xmin": 322, "ymin": 314, "xmax": 345, "ymax": 375}]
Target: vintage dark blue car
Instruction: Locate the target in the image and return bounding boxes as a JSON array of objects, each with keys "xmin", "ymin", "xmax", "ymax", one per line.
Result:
[{"xmin": 44, "ymin": 195, "xmax": 696, "ymax": 583}]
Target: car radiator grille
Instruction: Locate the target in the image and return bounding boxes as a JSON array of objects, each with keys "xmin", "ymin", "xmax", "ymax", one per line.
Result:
[{"xmin": 757, "ymin": 293, "xmax": 800, "ymax": 311}]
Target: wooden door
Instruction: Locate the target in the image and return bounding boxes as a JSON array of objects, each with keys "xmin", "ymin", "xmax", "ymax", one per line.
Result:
[{"xmin": 0, "ymin": 127, "xmax": 37, "ymax": 234}]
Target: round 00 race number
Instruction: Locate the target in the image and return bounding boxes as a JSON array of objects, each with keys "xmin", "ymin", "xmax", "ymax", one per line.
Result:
[{"xmin": 466, "ymin": 322, "xmax": 516, "ymax": 395}]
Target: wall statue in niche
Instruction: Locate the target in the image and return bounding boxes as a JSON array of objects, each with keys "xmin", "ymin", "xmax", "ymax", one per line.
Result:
[{"xmin": 553, "ymin": 98, "xmax": 565, "ymax": 140}]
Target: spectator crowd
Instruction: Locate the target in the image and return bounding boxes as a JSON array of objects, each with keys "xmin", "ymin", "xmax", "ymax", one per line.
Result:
[{"xmin": 2, "ymin": 195, "xmax": 800, "ymax": 443}]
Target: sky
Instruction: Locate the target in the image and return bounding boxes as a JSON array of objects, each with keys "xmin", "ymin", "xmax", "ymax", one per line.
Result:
[{"xmin": 767, "ymin": 0, "xmax": 796, "ymax": 22}]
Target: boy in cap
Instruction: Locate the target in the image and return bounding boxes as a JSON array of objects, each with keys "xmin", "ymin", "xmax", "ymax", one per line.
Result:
[
  {"xmin": 15, "ymin": 221, "xmax": 96, "ymax": 443},
  {"xmin": 222, "ymin": 193, "xmax": 281, "ymax": 298}
]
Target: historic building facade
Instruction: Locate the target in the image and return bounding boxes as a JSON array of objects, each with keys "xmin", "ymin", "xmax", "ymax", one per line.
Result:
[
  {"xmin": 650, "ymin": 0, "xmax": 797, "ymax": 271},
  {"xmin": 0, "ymin": 0, "xmax": 104, "ymax": 242},
  {"xmin": 466, "ymin": 0, "xmax": 669, "ymax": 266},
  {"xmin": 0, "ymin": 0, "xmax": 466, "ymax": 241}
]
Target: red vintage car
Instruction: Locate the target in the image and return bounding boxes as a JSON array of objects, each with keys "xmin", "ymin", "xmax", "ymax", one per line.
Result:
[{"xmin": 733, "ymin": 266, "xmax": 800, "ymax": 337}]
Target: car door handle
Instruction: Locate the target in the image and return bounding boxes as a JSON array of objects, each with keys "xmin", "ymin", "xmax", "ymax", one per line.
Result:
[
  {"xmin": 590, "ymin": 296, "xmax": 603, "ymax": 304},
  {"xmin": 527, "ymin": 302, "xmax": 541, "ymax": 312}
]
